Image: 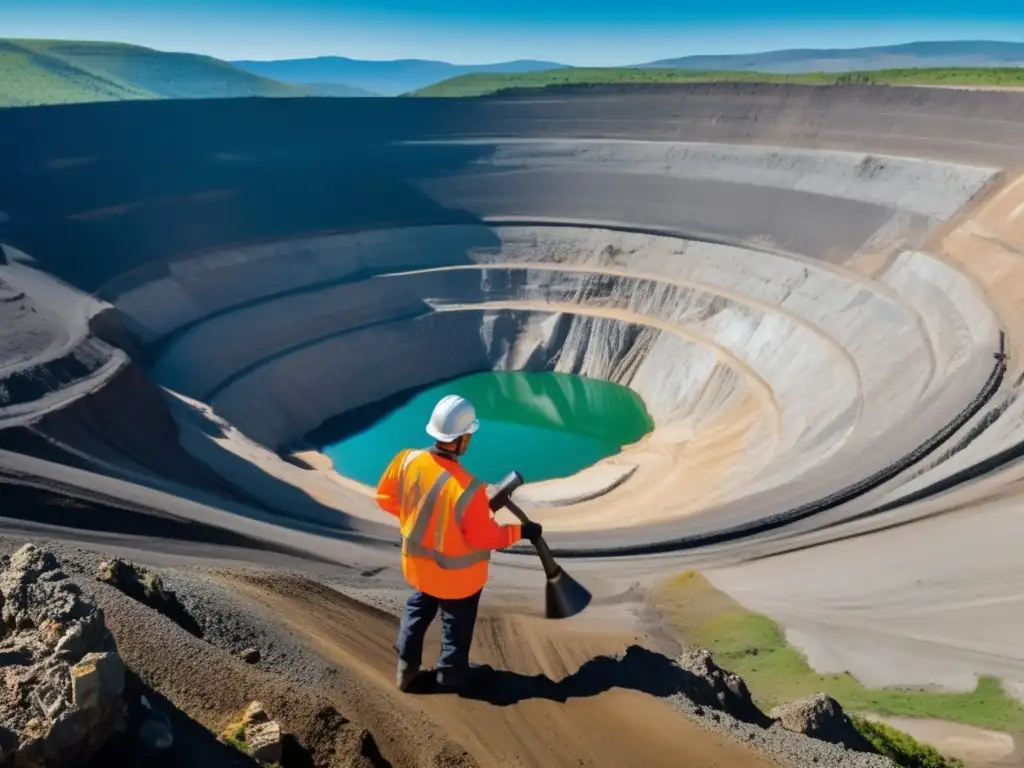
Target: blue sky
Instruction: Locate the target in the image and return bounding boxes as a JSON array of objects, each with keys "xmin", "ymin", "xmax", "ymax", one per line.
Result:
[{"xmin": 4, "ymin": 0, "xmax": 1024, "ymax": 64}]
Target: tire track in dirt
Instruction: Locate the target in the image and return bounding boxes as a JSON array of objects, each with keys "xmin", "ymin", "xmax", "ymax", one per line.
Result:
[{"xmin": 215, "ymin": 571, "xmax": 779, "ymax": 768}]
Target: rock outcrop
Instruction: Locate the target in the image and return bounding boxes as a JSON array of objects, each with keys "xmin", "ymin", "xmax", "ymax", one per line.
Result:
[
  {"xmin": 222, "ymin": 700, "xmax": 283, "ymax": 766},
  {"xmin": 769, "ymin": 693, "xmax": 874, "ymax": 751},
  {"xmin": 0, "ymin": 544, "xmax": 126, "ymax": 766},
  {"xmin": 96, "ymin": 558, "xmax": 202, "ymax": 637},
  {"xmin": 675, "ymin": 647, "xmax": 769, "ymax": 725}
]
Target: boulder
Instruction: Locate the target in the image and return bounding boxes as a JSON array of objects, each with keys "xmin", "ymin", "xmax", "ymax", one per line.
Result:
[
  {"xmin": 246, "ymin": 719, "xmax": 283, "ymax": 765},
  {"xmin": 71, "ymin": 652, "xmax": 126, "ymax": 711},
  {"xmin": 232, "ymin": 701, "xmax": 282, "ymax": 765},
  {"xmin": 239, "ymin": 647, "xmax": 261, "ymax": 664},
  {"xmin": 0, "ymin": 544, "xmax": 126, "ymax": 767},
  {"xmin": 769, "ymin": 693, "xmax": 874, "ymax": 750}
]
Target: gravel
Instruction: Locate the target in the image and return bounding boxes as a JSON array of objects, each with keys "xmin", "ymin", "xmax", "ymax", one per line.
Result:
[
  {"xmin": 0, "ymin": 538, "xmax": 343, "ymax": 691},
  {"xmin": 0, "ymin": 538, "xmax": 104, "ymax": 578},
  {"xmin": 669, "ymin": 695, "xmax": 897, "ymax": 767},
  {"xmin": 159, "ymin": 566, "xmax": 343, "ymax": 690},
  {"xmin": 326, "ymin": 583, "xmax": 408, "ymax": 618}
]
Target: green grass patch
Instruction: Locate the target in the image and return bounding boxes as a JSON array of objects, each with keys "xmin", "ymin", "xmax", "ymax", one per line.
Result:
[
  {"xmin": 410, "ymin": 65, "xmax": 1024, "ymax": 97},
  {"xmin": 220, "ymin": 719, "xmax": 249, "ymax": 754},
  {"xmin": 651, "ymin": 571, "xmax": 1024, "ymax": 733},
  {"xmin": 852, "ymin": 717, "xmax": 965, "ymax": 768}
]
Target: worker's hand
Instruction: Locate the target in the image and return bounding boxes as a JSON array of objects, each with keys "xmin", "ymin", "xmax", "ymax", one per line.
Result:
[{"xmin": 521, "ymin": 521, "xmax": 543, "ymax": 542}]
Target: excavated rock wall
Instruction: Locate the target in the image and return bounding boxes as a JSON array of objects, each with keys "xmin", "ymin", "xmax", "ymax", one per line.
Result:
[
  {"xmin": 1, "ymin": 88, "xmax": 1020, "ymax": 524},
  {"xmin": 132, "ymin": 216, "xmax": 998, "ymax": 508},
  {"xmin": 0, "ymin": 253, "xmax": 125, "ymax": 426}
]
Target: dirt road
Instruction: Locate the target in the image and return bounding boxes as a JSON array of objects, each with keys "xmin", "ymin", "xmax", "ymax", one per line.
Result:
[{"xmin": 217, "ymin": 571, "xmax": 776, "ymax": 768}]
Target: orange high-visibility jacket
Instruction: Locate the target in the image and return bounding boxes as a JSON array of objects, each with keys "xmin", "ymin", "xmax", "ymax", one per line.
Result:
[{"xmin": 376, "ymin": 448, "xmax": 522, "ymax": 600}]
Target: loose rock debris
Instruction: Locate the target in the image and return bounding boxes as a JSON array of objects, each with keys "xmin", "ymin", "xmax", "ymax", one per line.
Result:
[{"xmin": 0, "ymin": 545, "xmax": 126, "ymax": 767}]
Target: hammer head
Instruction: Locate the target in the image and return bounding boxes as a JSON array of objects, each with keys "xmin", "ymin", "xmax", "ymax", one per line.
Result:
[{"xmin": 489, "ymin": 470, "xmax": 524, "ymax": 511}]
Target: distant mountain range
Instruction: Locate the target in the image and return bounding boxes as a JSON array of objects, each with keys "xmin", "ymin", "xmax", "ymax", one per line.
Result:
[
  {"xmin": 0, "ymin": 39, "xmax": 373, "ymax": 107},
  {"xmin": 639, "ymin": 40, "xmax": 1024, "ymax": 73},
  {"xmin": 230, "ymin": 57, "xmax": 568, "ymax": 97},
  {"xmin": 232, "ymin": 41, "xmax": 1024, "ymax": 97}
]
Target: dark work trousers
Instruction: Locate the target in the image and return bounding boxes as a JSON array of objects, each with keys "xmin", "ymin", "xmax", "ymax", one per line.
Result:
[{"xmin": 395, "ymin": 589, "xmax": 483, "ymax": 671}]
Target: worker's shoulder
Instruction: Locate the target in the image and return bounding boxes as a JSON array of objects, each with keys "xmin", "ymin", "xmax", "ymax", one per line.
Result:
[
  {"xmin": 402, "ymin": 450, "xmax": 484, "ymax": 492},
  {"xmin": 396, "ymin": 447, "xmax": 428, "ymax": 467},
  {"xmin": 448, "ymin": 464, "xmax": 488, "ymax": 494}
]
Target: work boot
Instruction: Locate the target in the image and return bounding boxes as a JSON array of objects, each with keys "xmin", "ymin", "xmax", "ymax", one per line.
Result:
[{"xmin": 396, "ymin": 659, "xmax": 419, "ymax": 692}]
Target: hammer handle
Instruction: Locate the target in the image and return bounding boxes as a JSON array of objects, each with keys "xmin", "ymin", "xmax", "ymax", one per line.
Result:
[{"xmin": 504, "ymin": 499, "xmax": 561, "ymax": 580}]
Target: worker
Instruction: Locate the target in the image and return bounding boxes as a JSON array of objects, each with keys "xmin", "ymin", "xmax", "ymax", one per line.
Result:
[{"xmin": 376, "ymin": 393, "xmax": 542, "ymax": 691}]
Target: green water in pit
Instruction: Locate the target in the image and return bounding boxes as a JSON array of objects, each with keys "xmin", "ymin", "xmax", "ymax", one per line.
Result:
[{"xmin": 321, "ymin": 371, "xmax": 654, "ymax": 487}]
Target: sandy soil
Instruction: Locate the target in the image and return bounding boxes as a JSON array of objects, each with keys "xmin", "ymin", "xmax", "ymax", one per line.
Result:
[
  {"xmin": 214, "ymin": 570, "xmax": 778, "ymax": 768},
  {"xmin": 705, "ymin": 482, "xmax": 1024, "ymax": 697},
  {"xmin": 863, "ymin": 714, "xmax": 1018, "ymax": 767},
  {"xmin": 694, "ymin": 169, "xmax": 1024, "ymax": 712},
  {"xmin": 932, "ymin": 172, "xmax": 1024, "ymax": 375}
]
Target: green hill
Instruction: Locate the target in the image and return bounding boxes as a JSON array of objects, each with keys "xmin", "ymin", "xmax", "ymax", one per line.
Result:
[
  {"xmin": 0, "ymin": 39, "xmax": 377, "ymax": 107},
  {"xmin": 410, "ymin": 66, "xmax": 1024, "ymax": 97}
]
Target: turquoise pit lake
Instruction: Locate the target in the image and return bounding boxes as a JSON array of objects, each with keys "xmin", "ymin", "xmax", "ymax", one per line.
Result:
[{"xmin": 319, "ymin": 371, "xmax": 654, "ymax": 487}]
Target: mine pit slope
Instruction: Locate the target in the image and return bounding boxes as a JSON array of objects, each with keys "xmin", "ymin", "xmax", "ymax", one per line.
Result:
[{"xmin": 2, "ymin": 83, "xmax": 1024, "ymax": 765}]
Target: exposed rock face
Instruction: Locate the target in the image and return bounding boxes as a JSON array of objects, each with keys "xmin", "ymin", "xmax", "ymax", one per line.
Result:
[
  {"xmin": 0, "ymin": 544, "xmax": 126, "ymax": 766},
  {"xmin": 675, "ymin": 647, "xmax": 768, "ymax": 725},
  {"xmin": 96, "ymin": 558, "xmax": 202, "ymax": 637},
  {"xmin": 237, "ymin": 700, "xmax": 283, "ymax": 765},
  {"xmin": 769, "ymin": 693, "xmax": 873, "ymax": 751},
  {"xmin": 246, "ymin": 720, "xmax": 282, "ymax": 765}
]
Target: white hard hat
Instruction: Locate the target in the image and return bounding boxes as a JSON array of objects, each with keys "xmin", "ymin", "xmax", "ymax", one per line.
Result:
[{"xmin": 426, "ymin": 394, "xmax": 479, "ymax": 442}]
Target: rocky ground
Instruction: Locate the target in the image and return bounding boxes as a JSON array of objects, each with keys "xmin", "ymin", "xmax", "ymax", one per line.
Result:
[
  {"xmin": 667, "ymin": 671, "xmax": 892, "ymax": 768},
  {"xmin": 0, "ymin": 537, "xmax": 909, "ymax": 768},
  {"xmin": 0, "ymin": 539, "xmax": 387, "ymax": 768},
  {"xmin": 0, "ymin": 544, "xmax": 126, "ymax": 767}
]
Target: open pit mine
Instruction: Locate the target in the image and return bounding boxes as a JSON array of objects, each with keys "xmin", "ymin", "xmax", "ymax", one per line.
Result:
[{"xmin": 1, "ymin": 84, "xmax": 1024, "ymax": 767}]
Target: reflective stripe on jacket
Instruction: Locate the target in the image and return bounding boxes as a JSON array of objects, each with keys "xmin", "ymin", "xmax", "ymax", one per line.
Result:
[{"xmin": 376, "ymin": 448, "xmax": 522, "ymax": 600}]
